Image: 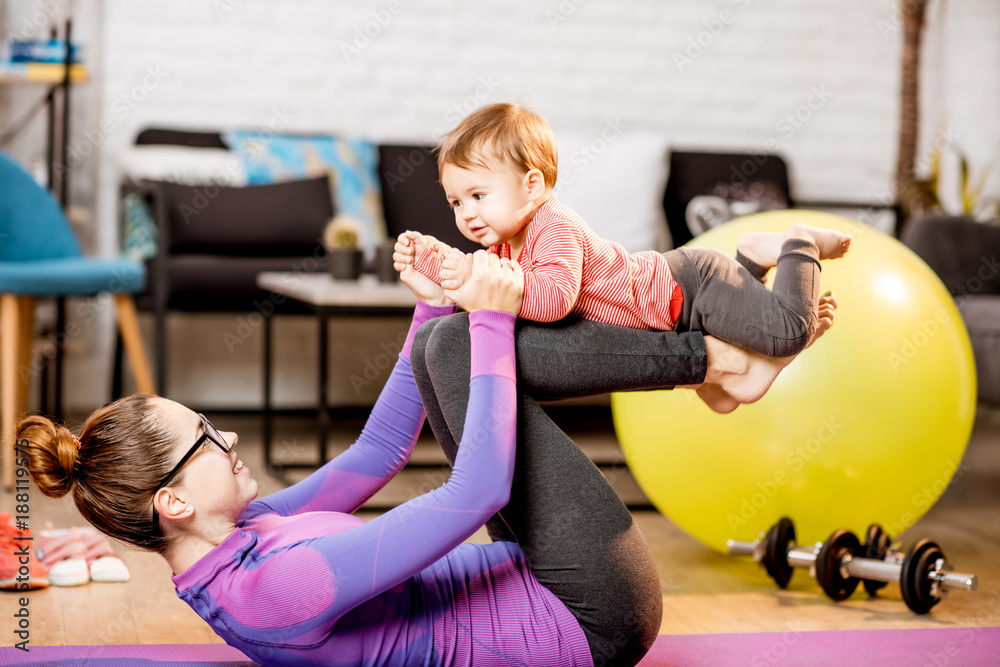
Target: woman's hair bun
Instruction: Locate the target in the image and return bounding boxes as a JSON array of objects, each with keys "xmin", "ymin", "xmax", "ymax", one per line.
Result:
[{"xmin": 16, "ymin": 415, "xmax": 79, "ymax": 499}]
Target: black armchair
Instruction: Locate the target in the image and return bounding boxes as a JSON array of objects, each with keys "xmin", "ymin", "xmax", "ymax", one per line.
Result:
[
  {"xmin": 663, "ymin": 150, "xmax": 903, "ymax": 247},
  {"xmin": 119, "ymin": 129, "xmax": 334, "ymax": 397}
]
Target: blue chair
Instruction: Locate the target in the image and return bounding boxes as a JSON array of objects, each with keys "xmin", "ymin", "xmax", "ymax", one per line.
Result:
[{"xmin": 0, "ymin": 150, "xmax": 154, "ymax": 489}]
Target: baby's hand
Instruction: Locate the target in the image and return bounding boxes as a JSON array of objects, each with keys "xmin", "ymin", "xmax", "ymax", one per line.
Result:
[
  {"xmin": 394, "ymin": 232, "xmax": 448, "ymax": 306},
  {"xmin": 440, "ymin": 248, "xmax": 473, "ymax": 291}
]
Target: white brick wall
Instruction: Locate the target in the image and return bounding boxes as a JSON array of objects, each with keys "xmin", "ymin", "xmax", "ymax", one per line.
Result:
[{"xmin": 5, "ymin": 0, "xmax": 999, "ymax": 410}]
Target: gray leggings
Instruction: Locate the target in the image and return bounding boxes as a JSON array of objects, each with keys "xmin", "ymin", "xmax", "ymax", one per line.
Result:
[
  {"xmin": 666, "ymin": 238, "xmax": 821, "ymax": 358},
  {"xmin": 410, "ymin": 315, "xmax": 707, "ymax": 667}
]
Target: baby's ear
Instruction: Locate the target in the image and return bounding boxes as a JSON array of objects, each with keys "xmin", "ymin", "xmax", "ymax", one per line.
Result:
[{"xmin": 524, "ymin": 168, "xmax": 547, "ymax": 198}]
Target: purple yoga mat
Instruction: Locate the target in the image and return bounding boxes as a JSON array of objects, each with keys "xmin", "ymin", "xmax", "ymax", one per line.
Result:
[
  {"xmin": 0, "ymin": 643, "xmax": 257, "ymax": 666},
  {"xmin": 640, "ymin": 627, "xmax": 1000, "ymax": 666},
  {"xmin": 2, "ymin": 629, "xmax": 998, "ymax": 665}
]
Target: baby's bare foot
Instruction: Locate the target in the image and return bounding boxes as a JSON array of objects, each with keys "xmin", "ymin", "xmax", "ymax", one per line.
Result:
[
  {"xmin": 804, "ymin": 291, "xmax": 838, "ymax": 350},
  {"xmin": 721, "ymin": 354, "xmax": 788, "ymax": 404},
  {"xmin": 695, "ymin": 383, "xmax": 741, "ymax": 414},
  {"xmin": 786, "ymin": 224, "xmax": 851, "ymax": 260},
  {"xmin": 702, "ymin": 336, "xmax": 778, "ymax": 404},
  {"xmin": 736, "ymin": 231, "xmax": 783, "ymax": 269},
  {"xmin": 730, "ymin": 291, "xmax": 840, "ymax": 401},
  {"xmin": 721, "ymin": 291, "xmax": 838, "ymax": 402}
]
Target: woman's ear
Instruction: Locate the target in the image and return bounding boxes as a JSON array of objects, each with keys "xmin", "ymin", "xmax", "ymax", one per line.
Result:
[
  {"xmin": 522, "ymin": 168, "xmax": 547, "ymax": 200},
  {"xmin": 153, "ymin": 487, "xmax": 193, "ymax": 525}
]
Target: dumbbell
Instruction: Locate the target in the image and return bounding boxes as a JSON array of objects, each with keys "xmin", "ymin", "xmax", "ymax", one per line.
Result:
[
  {"xmin": 724, "ymin": 517, "xmax": 888, "ymax": 591},
  {"xmin": 728, "ymin": 518, "xmax": 978, "ymax": 613},
  {"xmin": 860, "ymin": 523, "xmax": 897, "ymax": 596}
]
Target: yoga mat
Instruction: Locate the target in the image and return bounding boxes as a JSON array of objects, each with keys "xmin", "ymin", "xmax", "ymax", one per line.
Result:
[
  {"xmin": 640, "ymin": 627, "xmax": 1000, "ymax": 666},
  {"xmin": 0, "ymin": 643, "xmax": 258, "ymax": 666},
  {"xmin": 2, "ymin": 629, "xmax": 998, "ymax": 665}
]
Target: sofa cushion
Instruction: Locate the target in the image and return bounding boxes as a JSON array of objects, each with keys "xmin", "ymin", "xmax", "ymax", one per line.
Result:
[
  {"xmin": 161, "ymin": 176, "xmax": 333, "ymax": 257},
  {"xmin": 224, "ymin": 132, "xmax": 386, "ymax": 255},
  {"xmin": 118, "ymin": 145, "xmax": 248, "ymax": 187},
  {"xmin": 552, "ymin": 131, "xmax": 670, "ymax": 252}
]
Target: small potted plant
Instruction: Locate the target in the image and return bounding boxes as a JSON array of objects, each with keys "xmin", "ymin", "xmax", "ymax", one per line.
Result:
[{"xmin": 324, "ymin": 216, "xmax": 364, "ymax": 281}]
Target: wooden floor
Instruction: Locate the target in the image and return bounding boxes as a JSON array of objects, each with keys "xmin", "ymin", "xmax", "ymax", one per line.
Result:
[{"xmin": 3, "ymin": 403, "xmax": 998, "ymax": 647}]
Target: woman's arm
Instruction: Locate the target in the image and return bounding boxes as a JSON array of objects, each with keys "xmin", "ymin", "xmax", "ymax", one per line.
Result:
[
  {"xmin": 232, "ymin": 309, "xmax": 518, "ymax": 643},
  {"xmin": 252, "ymin": 301, "xmax": 456, "ymax": 517}
]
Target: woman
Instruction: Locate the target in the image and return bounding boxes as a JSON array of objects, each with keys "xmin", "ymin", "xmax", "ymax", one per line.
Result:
[{"xmin": 19, "ymin": 252, "xmax": 779, "ymax": 666}]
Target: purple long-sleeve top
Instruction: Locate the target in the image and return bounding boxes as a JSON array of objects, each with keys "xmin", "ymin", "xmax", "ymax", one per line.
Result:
[{"xmin": 171, "ymin": 304, "xmax": 593, "ymax": 666}]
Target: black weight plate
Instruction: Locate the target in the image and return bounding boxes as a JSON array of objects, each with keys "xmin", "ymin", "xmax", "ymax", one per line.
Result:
[
  {"xmin": 901, "ymin": 539, "xmax": 945, "ymax": 614},
  {"xmin": 764, "ymin": 517, "xmax": 796, "ymax": 589},
  {"xmin": 816, "ymin": 529, "xmax": 861, "ymax": 601},
  {"xmin": 863, "ymin": 524, "xmax": 890, "ymax": 596}
]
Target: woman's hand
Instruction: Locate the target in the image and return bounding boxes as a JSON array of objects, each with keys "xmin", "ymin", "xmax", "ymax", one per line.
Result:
[
  {"xmin": 443, "ymin": 250, "xmax": 523, "ymax": 315},
  {"xmin": 394, "ymin": 232, "xmax": 449, "ymax": 307}
]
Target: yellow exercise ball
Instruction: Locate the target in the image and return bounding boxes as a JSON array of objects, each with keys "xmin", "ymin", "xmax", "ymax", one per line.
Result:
[{"xmin": 612, "ymin": 210, "xmax": 977, "ymax": 552}]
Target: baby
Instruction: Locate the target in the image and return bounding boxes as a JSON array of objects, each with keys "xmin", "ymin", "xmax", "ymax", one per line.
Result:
[{"xmin": 396, "ymin": 103, "xmax": 847, "ymax": 411}]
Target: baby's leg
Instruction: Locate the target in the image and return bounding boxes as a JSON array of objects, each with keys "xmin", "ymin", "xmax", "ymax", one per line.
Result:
[
  {"xmin": 667, "ymin": 245, "xmax": 820, "ymax": 358},
  {"xmin": 735, "ymin": 249, "xmax": 770, "ymax": 284},
  {"xmin": 697, "ymin": 291, "xmax": 838, "ymax": 406},
  {"xmin": 737, "ymin": 224, "xmax": 851, "ymax": 268}
]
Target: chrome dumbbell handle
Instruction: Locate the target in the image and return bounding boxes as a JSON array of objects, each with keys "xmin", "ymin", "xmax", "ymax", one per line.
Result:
[
  {"xmin": 928, "ymin": 559, "xmax": 978, "ymax": 593},
  {"xmin": 726, "ymin": 537, "xmax": 820, "ymax": 563},
  {"xmin": 839, "ymin": 553, "xmax": 978, "ymax": 592},
  {"xmin": 839, "ymin": 553, "xmax": 901, "ymax": 583},
  {"xmin": 787, "ymin": 544, "xmax": 819, "ymax": 570},
  {"xmin": 726, "ymin": 539, "xmax": 763, "ymax": 561}
]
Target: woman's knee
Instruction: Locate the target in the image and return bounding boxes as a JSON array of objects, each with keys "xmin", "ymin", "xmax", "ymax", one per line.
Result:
[
  {"xmin": 587, "ymin": 523, "xmax": 662, "ymax": 666},
  {"xmin": 409, "ymin": 319, "xmax": 438, "ymax": 383},
  {"xmin": 424, "ymin": 313, "xmax": 471, "ymax": 368},
  {"xmin": 410, "ymin": 315, "xmax": 462, "ymax": 380}
]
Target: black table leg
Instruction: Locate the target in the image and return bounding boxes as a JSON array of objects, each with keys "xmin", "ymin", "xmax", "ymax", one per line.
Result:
[
  {"xmin": 54, "ymin": 297, "xmax": 65, "ymax": 419},
  {"xmin": 112, "ymin": 332, "xmax": 123, "ymax": 400},
  {"xmin": 263, "ymin": 312, "xmax": 273, "ymax": 469},
  {"xmin": 318, "ymin": 307, "xmax": 329, "ymax": 464}
]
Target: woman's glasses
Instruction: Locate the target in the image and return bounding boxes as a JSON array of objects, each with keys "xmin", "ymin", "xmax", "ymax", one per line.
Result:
[{"xmin": 150, "ymin": 414, "xmax": 233, "ymax": 527}]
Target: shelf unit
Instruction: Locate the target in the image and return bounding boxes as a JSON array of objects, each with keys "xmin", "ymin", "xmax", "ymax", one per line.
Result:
[{"xmin": 0, "ymin": 20, "xmax": 86, "ymax": 417}]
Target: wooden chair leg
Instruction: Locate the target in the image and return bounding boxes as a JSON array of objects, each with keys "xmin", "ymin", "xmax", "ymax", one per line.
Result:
[
  {"xmin": 17, "ymin": 297, "xmax": 36, "ymax": 416},
  {"xmin": 2, "ymin": 294, "xmax": 21, "ymax": 490},
  {"xmin": 113, "ymin": 294, "xmax": 155, "ymax": 395}
]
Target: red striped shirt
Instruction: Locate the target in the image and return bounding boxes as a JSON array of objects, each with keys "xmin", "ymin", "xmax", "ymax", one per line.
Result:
[{"xmin": 414, "ymin": 197, "xmax": 683, "ymax": 330}]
